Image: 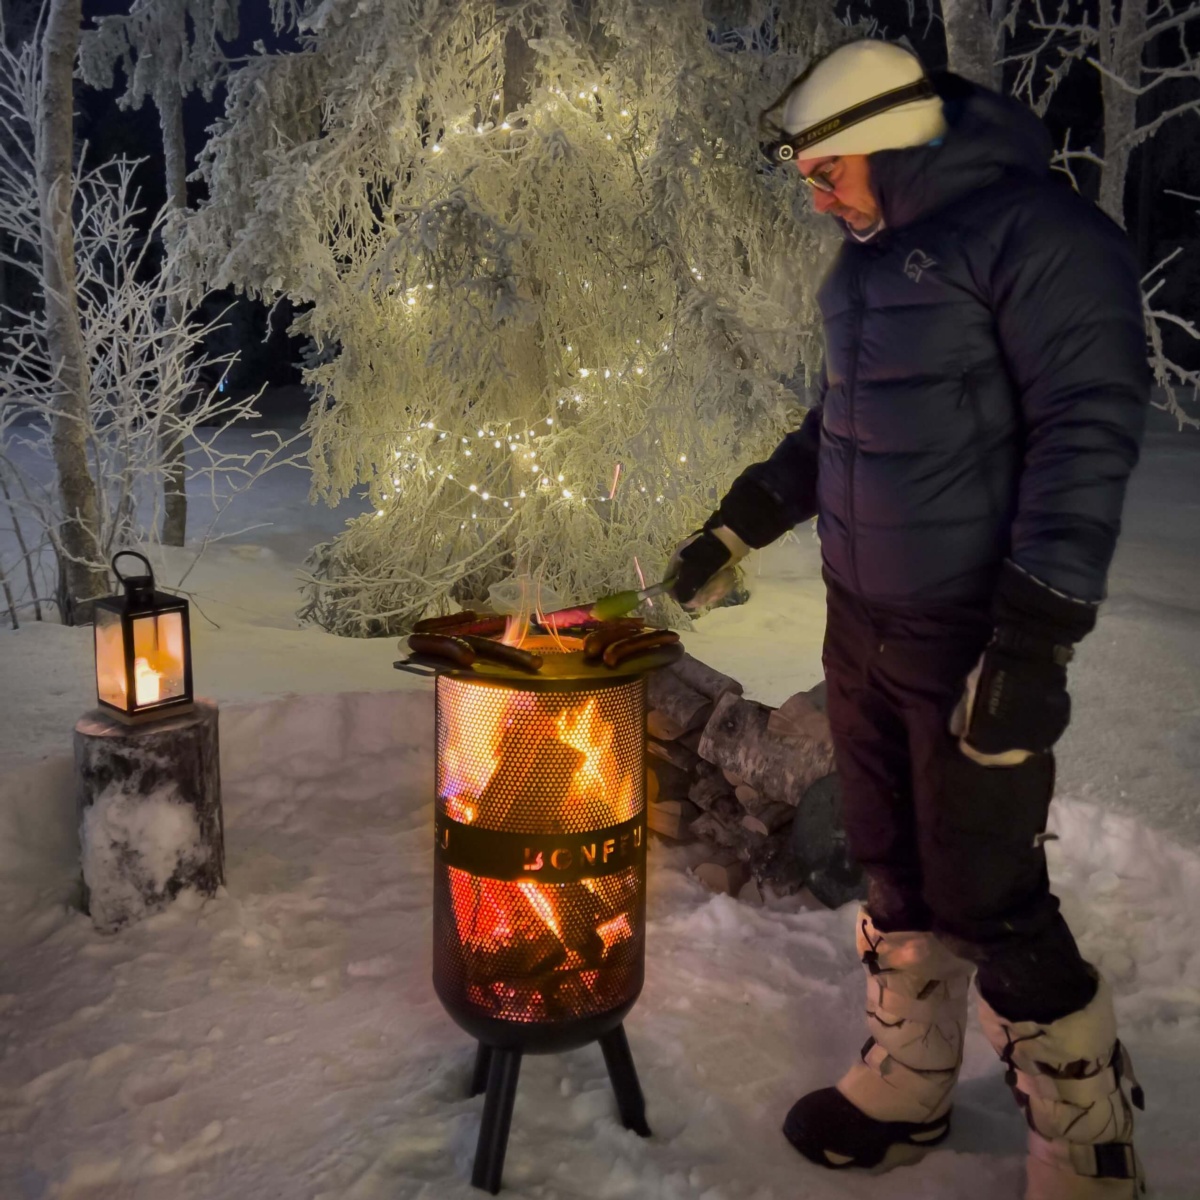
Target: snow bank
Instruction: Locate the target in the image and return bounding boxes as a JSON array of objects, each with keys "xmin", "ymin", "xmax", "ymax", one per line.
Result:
[{"xmin": 1, "ymin": 689, "xmax": 1196, "ymax": 1199}]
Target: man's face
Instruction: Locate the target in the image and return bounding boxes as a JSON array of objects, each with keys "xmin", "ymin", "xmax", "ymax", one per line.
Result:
[{"xmin": 795, "ymin": 154, "xmax": 881, "ymax": 232}]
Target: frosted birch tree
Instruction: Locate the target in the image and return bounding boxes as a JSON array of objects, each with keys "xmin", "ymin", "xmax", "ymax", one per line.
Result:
[
  {"xmin": 35, "ymin": 0, "xmax": 108, "ymax": 619},
  {"xmin": 942, "ymin": 0, "xmax": 1001, "ymax": 86},
  {"xmin": 79, "ymin": 0, "xmax": 240, "ymax": 546},
  {"xmin": 1001, "ymin": 0, "xmax": 1200, "ymax": 423},
  {"xmin": 0, "ymin": 28, "xmax": 292, "ymax": 627},
  {"xmin": 182, "ymin": 0, "xmax": 834, "ymax": 635}
]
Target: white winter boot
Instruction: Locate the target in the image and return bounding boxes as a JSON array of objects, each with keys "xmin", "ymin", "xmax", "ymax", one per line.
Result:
[
  {"xmin": 978, "ymin": 974, "xmax": 1145, "ymax": 1199},
  {"xmin": 783, "ymin": 910, "xmax": 973, "ymax": 1170}
]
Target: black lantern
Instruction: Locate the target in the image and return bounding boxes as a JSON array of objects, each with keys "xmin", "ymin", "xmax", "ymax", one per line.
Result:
[{"xmin": 93, "ymin": 552, "xmax": 194, "ymax": 724}]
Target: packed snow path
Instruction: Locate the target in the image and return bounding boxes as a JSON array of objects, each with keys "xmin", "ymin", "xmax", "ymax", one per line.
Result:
[{"xmin": 1, "ymin": 690, "xmax": 1196, "ymax": 1200}]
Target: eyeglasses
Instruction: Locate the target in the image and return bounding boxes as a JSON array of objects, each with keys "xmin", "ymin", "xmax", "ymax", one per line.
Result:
[{"xmin": 800, "ymin": 163, "xmax": 838, "ymax": 193}]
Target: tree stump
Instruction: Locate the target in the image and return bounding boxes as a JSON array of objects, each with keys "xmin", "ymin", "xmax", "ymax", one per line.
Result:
[{"xmin": 75, "ymin": 701, "xmax": 224, "ymax": 933}]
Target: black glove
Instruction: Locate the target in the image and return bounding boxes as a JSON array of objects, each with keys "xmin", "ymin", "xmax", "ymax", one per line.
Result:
[
  {"xmin": 669, "ymin": 530, "xmax": 732, "ymax": 606},
  {"xmin": 961, "ymin": 561, "xmax": 1098, "ymax": 760}
]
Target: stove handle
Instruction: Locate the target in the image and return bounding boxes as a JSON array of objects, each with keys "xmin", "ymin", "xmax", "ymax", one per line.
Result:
[{"xmin": 393, "ymin": 657, "xmax": 442, "ymax": 678}]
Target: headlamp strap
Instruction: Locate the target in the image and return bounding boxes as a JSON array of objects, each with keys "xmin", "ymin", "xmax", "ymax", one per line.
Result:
[{"xmin": 771, "ymin": 78, "xmax": 936, "ymax": 162}]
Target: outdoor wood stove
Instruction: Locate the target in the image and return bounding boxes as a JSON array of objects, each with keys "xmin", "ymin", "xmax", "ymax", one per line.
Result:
[{"xmin": 400, "ymin": 627, "xmax": 678, "ymax": 1193}]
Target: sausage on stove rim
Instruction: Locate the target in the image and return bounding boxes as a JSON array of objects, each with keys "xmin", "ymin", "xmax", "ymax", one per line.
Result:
[
  {"xmin": 406, "ymin": 633, "xmax": 477, "ymax": 666},
  {"xmin": 583, "ymin": 620, "xmax": 647, "ymax": 661},
  {"xmin": 461, "ymin": 636, "xmax": 543, "ymax": 673},
  {"xmin": 602, "ymin": 629, "xmax": 681, "ymax": 668}
]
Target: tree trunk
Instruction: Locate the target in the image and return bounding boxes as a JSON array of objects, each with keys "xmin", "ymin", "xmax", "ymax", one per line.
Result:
[
  {"xmin": 159, "ymin": 79, "xmax": 189, "ymax": 547},
  {"xmin": 942, "ymin": 0, "xmax": 997, "ymax": 88},
  {"xmin": 37, "ymin": 0, "xmax": 107, "ymax": 621},
  {"xmin": 1096, "ymin": 0, "xmax": 1145, "ymax": 226}
]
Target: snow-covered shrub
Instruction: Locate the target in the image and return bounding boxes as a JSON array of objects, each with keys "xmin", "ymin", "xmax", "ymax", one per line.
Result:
[{"xmin": 183, "ymin": 0, "xmax": 838, "ymax": 634}]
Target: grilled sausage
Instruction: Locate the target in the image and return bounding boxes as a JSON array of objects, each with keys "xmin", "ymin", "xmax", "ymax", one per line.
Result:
[
  {"xmin": 413, "ymin": 611, "xmax": 479, "ymax": 633},
  {"xmin": 407, "ymin": 633, "xmax": 477, "ymax": 666},
  {"xmin": 462, "ymin": 636, "xmax": 544, "ymax": 673},
  {"xmin": 583, "ymin": 620, "xmax": 647, "ymax": 661},
  {"xmin": 447, "ymin": 615, "xmax": 508, "ymax": 637},
  {"xmin": 602, "ymin": 629, "xmax": 681, "ymax": 668}
]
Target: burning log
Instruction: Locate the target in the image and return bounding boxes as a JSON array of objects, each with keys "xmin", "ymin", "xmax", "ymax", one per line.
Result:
[{"xmin": 698, "ymin": 692, "xmax": 835, "ymax": 807}]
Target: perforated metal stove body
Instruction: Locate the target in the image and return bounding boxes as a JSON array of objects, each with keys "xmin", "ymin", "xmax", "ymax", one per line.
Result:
[{"xmin": 421, "ymin": 642, "xmax": 661, "ymax": 1193}]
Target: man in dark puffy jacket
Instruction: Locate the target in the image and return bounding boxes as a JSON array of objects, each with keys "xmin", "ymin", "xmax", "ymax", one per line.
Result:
[{"xmin": 669, "ymin": 39, "xmax": 1148, "ymax": 1200}]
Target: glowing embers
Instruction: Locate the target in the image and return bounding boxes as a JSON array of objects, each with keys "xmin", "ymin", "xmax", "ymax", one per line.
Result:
[{"xmin": 444, "ymin": 868, "xmax": 641, "ymax": 1024}]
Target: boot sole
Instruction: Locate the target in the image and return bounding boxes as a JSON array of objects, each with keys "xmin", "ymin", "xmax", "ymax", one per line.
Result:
[{"xmin": 784, "ymin": 1094, "xmax": 953, "ymax": 1173}]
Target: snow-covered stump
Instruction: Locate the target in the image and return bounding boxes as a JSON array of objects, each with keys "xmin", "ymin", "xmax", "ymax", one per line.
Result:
[{"xmin": 74, "ymin": 701, "xmax": 224, "ymax": 933}]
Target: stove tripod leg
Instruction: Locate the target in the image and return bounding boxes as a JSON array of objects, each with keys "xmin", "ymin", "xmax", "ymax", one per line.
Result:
[
  {"xmin": 600, "ymin": 1023, "xmax": 652, "ymax": 1137},
  {"xmin": 471, "ymin": 1046, "xmax": 522, "ymax": 1194},
  {"xmin": 469, "ymin": 1042, "xmax": 492, "ymax": 1098}
]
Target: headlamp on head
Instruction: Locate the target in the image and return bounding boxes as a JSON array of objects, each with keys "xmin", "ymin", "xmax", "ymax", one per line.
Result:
[
  {"xmin": 757, "ymin": 39, "xmax": 947, "ymax": 170},
  {"xmin": 759, "ymin": 77, "xmax": 937, "ymax": 166}
]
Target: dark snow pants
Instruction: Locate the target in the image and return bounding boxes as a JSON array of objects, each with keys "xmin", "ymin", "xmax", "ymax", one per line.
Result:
[{"xmin": 822, "ymin": 573, "xmax": 1096, "ymax": 1024}]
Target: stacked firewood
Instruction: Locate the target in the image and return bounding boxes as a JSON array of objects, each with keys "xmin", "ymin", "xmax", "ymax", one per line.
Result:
[{"xmin": 645, "ymin": 654, "xmax": 865, "ymax": 908}]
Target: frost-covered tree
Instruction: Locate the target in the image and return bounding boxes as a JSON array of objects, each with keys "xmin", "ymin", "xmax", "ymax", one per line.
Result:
[
  {"xmin": 1001, "ymin": 0, "xmax": 1200, "ymax": 424},
  {"xmin": 182, "ymin": 0, "xmax": 836, "ymax": 635},
  {"xmin": 79, "ymin": 0, "xmax": 241, "ymax": 546},
  {"xmin": 0, "ymin": 29, "xmax": 290, "ymax": 627},
  {"xmin": 35, "ymin": 0, "xmax": 108, "ymax": 618}
]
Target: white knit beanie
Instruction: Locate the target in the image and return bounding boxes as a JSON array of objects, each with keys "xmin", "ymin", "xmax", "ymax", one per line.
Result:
[{"xmin": 770, "ymin": 40, "xmax": 946, "ymax": 160}]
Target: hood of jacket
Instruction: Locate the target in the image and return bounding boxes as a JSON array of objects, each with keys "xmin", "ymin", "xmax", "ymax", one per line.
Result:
[{"xmin": 853, "ymin": 73, "xmax": 1053, "ymax": 234}]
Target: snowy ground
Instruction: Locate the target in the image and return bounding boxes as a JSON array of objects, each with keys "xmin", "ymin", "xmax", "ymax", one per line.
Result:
[{"xmin": 1, "ymin": 410, "xmax": 1199, "ymax": 1198}]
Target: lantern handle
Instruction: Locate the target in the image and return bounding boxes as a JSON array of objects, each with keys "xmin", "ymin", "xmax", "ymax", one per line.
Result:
[{"xmin": 111, "ymin": 550, "xmax": 155, "ymax": 587}]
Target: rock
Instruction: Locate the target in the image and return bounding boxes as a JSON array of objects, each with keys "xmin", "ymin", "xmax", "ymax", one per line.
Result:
[
  {"xmin": 738, "ymin": 877, "xmax": 764, "ymax": 907},
  {"xmin": 734, "ymin": 783, "xmax": 759, "ymax": 806},
  {"xmin": 749, "ymin": 828, "xmax": 806, "ymax": 897},
  {"xmin": 791, "ymin": 774, "xmax": 867, "ymax": 910}
]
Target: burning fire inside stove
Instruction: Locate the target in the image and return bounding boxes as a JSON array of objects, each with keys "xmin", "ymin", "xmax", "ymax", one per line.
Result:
[
  {"xmin": 401, "ymin": 611, "xmax": 673, "ymax": 1192},
  {"xmin": 433, "ymin": 673, "xmax": 646, "ymax": 1028}
]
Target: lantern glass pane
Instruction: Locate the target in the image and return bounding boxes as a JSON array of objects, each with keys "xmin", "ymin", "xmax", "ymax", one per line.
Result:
[
  {"xmin": 130, "ymin": 611, "xmax": 186, "ymax": 707},
  {"xmin": 94, "ymin": 606, "xmax": 128, "ymax": 709}
]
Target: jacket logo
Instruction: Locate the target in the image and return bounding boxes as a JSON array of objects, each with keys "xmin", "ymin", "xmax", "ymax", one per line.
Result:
[{"xmin": 904, "ymin": 249, "xmax": 937, "ymax": 282}]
